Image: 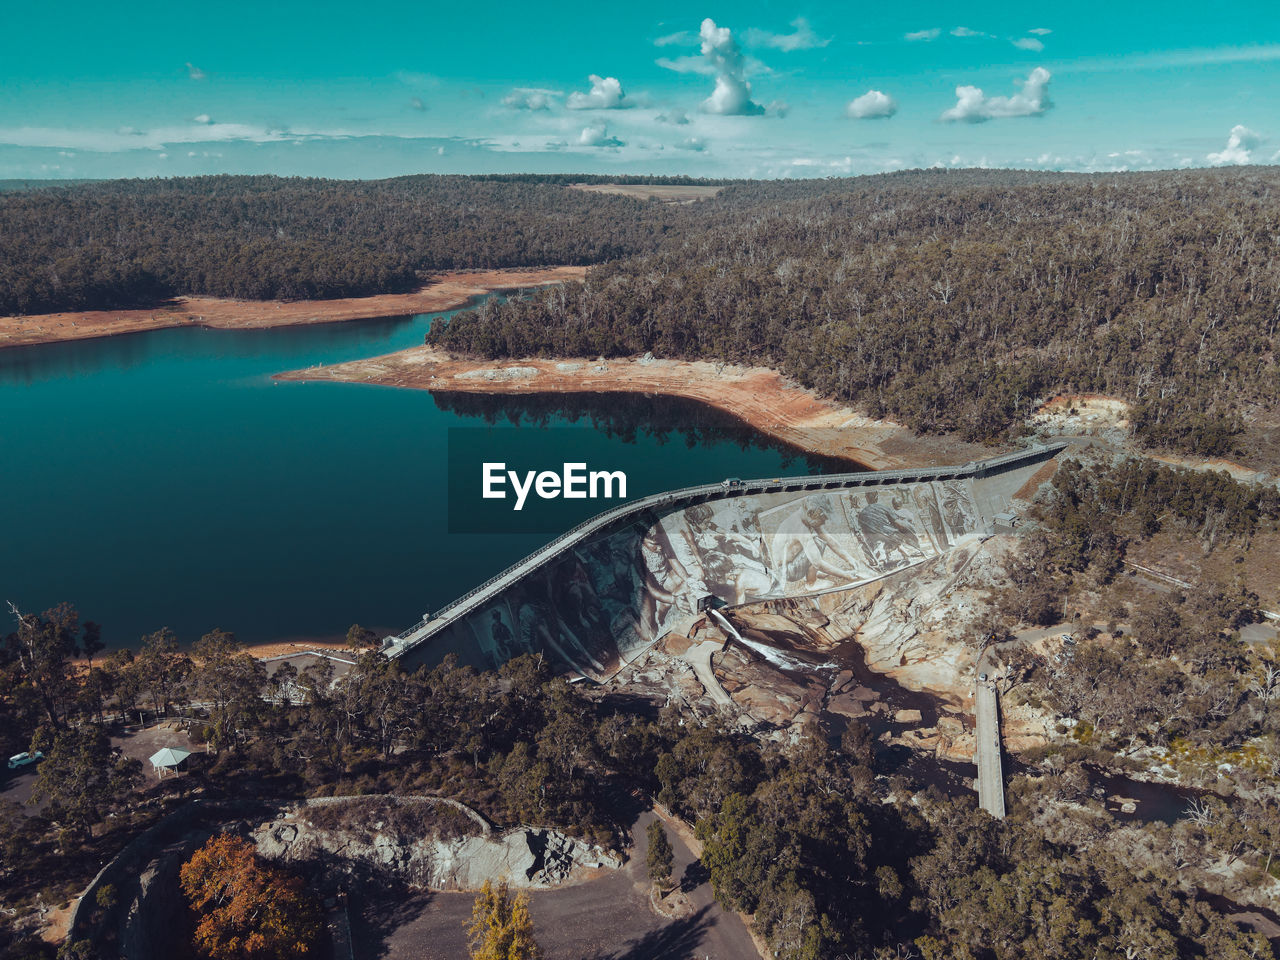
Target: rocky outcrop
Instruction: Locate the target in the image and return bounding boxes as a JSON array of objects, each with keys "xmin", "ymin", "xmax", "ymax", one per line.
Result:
[{"xmin": 251, "ymin": 798, "xmax": 621, "ymax": 890}]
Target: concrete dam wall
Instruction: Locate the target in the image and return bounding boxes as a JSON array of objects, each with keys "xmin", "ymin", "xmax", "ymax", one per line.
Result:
[{"xmin": 390, "ymin": 445, "xmax": 1062, "ymax": 682}]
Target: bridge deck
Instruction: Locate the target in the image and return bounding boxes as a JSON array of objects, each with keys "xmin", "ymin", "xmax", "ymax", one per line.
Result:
[
  {"xmin": 384, "ymin": 442, "xmax": 1067, "ymax": 661},
  {"xmin": 975, "ymin": 682, "xmax": 1006, "ymax": 819}
]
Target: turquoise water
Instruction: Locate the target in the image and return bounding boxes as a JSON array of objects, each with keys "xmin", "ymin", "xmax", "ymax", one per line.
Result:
[{"xmin": 0, "ymin": 304, "xmax": 852, "ymax": 649}]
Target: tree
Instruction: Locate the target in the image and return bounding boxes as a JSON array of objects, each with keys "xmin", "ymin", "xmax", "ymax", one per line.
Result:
[
  {"xmin": 179, "ymin": 835, "xmax": 321, "ymax": 960},
  {"xmin": 28, "ymin": 726, "xmax": 140, "ymax": 839},
  {"xmin": 136, "ymin": 628, "xmax": 191, "ymax": 718},
  {"xmin": 646, "ymin": 820, "xmax": 674, "ymax": 892},
  {"xmin": 466, "ymin": 879, "xmax": 542, "ymax": 960},
  {"xmin": 4, "ymin": 603, "xmax": 87, "ymax": 728},
  {"xmin": 344, "ymin": 623, "xmax": 376, "ymax": 653}
]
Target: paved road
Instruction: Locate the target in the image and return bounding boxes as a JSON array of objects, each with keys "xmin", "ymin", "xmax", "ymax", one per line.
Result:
[
  {"xmin": 352, "ymin": 807, "xmax": 759, "ymax": 960},
  {"xmin": 974, "ymin": 683, "xmax": 1006, "ymax": 819}
]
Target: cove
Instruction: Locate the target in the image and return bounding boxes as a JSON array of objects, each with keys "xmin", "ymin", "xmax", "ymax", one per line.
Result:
[{"xmin": 0, "ymin": 303, "xmax": 857, "ymax": 650}]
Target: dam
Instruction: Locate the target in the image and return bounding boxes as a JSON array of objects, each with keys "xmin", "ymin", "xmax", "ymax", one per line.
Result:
[{"xmin": 385, "ymin": 443, "xmax": 1065, "ymax": 681}]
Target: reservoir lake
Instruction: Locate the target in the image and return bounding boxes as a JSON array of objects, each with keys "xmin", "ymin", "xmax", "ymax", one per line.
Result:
[{"xmin": 0, "ymin": 299, "xmax": 854, "ymax": 649}]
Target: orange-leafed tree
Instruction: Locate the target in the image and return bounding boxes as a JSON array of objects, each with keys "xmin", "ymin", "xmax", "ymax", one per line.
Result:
[
  {"xmin": 179, "ymin": 834, "xmax": 322, "ymax": 960},
  {"xmin": 466, "ymin": 879, "xmax": 542, "ymax": 960}
]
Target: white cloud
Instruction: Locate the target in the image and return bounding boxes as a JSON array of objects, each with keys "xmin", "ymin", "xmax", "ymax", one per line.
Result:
[
  {"xmin": 567, "ymin": 75, "xmax": 628, "ymax": 110},
  {"xmin": 0, "ymin": 121, "xmax": 355, "ymax": 153},
  {"xmin": 1012, "ymin": 37, "xmax": 1044, "ymax": 51},
  {"xmin": 502, "ymin": 88, "xmax": 558, "ymax": 110},
  {"xmin": 1028, "ymin": 27, "xmax": 1052, "ymax": 35},
  {"xmin": 674, "ymin": 137, "xmax": 706, "ymax": 151},
  {"xmin": 905, "ymin": 28, "xmax": 941, "ymax": 41},
  {"xmin": 744, "ymin": 17, "xmax": 829, "ymax": 52},
  {"xmin": 577, "ymin": 122, "xmax": 625, "ymax": 147},
  {"xmin": 697, "ymin": 18, "xmax": 765, "ymax": 116},
  {"xmin": 410, "ymin": 97, "xmax": 426, "ymax": 111},
  {"xmin": 769, "ymin": 99, "xmax": 790, "ymax": 118},
  {"xmin": 1207, "ymin": 125, "xmax": 1261, "ymax": 165},
  {"xmin": 193, "ymin": 114, "xmax": 213, "ymax": 124},
  {"xmin": 941, "ymin": 67, "xmax": 1052, "ymax": 122},
  {"xmin": 186, "ymin": 62, "xmax": 206, "ymax": 81},
  {"xmin": 951, "ymin": 27, "xmax": 988, "ymax": 38},
  {"xmin": 655, "ymin": 29, "xmax": 697, "ymax": 47},
  {"xmin": 655, "ymin": 111, "xmax": 691, "ymax": 125},
  {"xmin": 655, "ymin": 54, "xmax": 716, "ymax": 75},
  {"xmin": 846, "ymin": 90, "xmax": 898, "ymax": 119}
]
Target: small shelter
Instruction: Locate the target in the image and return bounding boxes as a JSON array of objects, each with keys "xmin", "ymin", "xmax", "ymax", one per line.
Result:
[{"xmin": 149, "ymin": 746, "xmax": 192, "ymax": 778}]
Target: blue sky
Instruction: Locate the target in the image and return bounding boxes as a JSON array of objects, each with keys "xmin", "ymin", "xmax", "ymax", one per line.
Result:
[{"xmin": 1, "ymin": 0, "xmax": 1277, "ymax": 180}]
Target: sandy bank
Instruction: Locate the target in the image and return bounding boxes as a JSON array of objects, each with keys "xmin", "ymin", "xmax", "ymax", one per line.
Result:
[
  {"xmin": 0, "ymin": 267, "xmax": 587, "ymax": 350},
  {"xmin": 275, "ymin": 347, "xmax": 996, "ymax": 470}
]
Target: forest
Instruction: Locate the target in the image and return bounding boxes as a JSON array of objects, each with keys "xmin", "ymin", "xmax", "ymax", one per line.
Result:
[
  {"xmin": 430, "ymin": 167, "xmax": 1280, "ymax": 454},
  {"xmin": 0, "ymin": 175, "xmax": 691, "ymax": 312},
  {"xmin": 6, "ymin": 169, "xmax": 1279, "ymax": 455},
  {"xmin": 3, "ymin": 604, "xmax": 1278, "ymax": 960}
]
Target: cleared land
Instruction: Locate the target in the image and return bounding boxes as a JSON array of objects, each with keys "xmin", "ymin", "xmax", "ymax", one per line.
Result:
[
  {"xmin": 275, "ymin": 348, "xmax": 997, "ymax": 470},
  {"xmin": 0, "ymin": 267, "xmax": 587, "ymax": 350},
  {"xmin": 568, "ymin": 183, "xmax": 724, "ymax": 203}
]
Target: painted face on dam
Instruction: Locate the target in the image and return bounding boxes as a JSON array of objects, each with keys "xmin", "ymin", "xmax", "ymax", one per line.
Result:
[{"xmin": 405, "ymin": 479, "xmax": 985, "ymax": 682}]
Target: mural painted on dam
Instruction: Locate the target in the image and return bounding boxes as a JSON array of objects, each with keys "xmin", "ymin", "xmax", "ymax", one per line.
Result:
[{"xmin": 402, "ymin": 479, "xmax": 984, "ymax": 682}]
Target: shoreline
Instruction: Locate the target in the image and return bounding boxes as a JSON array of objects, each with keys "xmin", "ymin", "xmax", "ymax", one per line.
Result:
[
  {"xmin": 274, "ymin": 346, "xmax": 1000, "ymax": 470},
  {"xmin": 0, "ymin": 266, "xmax": 587, "ymax": 350}
]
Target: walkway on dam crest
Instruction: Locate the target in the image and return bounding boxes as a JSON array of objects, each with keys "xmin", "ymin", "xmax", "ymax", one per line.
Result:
[{"xmin": 382, "ymin": 443, "xmax": 1067, "ymax": 662}]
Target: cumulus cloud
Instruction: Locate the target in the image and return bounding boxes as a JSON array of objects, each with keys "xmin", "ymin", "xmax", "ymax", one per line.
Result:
[
  {"xmin": 674, "ymin": 137, "xmax": 706, "ymax": 151},
  {"xmin": 1207, "ymin": 125, "xmax": 1261, "ymax": 165},
  {"xmin": 1028, "ymin": 27, "xmax": 1052, "ymax": 35},
  {"xmin": 502, "ymin": 88, "xmax": 557, "ymax": 110},
  {"xmin": 193, "ymin": 114, "xmax": 213, "ymax": 124},
  {"xmin": 744, "ymin": 17, "xmax": 830, "ymax": 52},
  {"xmin": 655, "ymin": 111, "xmax": 691, "ymax": 125},
  {"xmin": 905, "ymin": 28, "xmax": 941, "ymax": 41},
  {"xmin": 941, "ymin": 67, "xmax": 1052, "ymax": 122},
  {"xmin": 567, "ymin": 75, "xmax": 628, "ymax": 110},
  {"xmin": 951, "ymin": 27, "xmax": 988, "ymax": 38},
  {"xmin": 577, "ymin": 122, "xmax": 625, "ymax": 147},
  {"xmin": 846, "ymin": 90, "xmax": 898, "ymax": 119},
  {"xmin": 186, "ymin": 62, "xmax": 207, "ymax": 81},
  {"xmin": 1012, "ymin": 37, "xmax": 1044, "ymax": 51},
  {"xmin": 697, "ymin": 18, "xmax": 765, "ymax": 116}
]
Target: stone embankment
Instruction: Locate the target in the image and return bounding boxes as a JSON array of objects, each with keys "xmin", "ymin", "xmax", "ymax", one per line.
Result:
[{"xmin": 252, "ymin": 795, "xmax": 622, "ymax": 889}]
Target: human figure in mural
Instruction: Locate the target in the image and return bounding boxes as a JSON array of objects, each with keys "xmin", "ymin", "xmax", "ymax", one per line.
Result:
[
  {"xmin": 912, "ymin": 485, "xmax": 951, "ymax": 552},
  {"xmin": 940, "ymin": 482, "xmax": 974, "ymax": 541},
  {"xmin": 672, "ymin": 503, "xmax": 772, "ymax": 603},
  {"xmin": 769, "ymin": 496, "xmax": 864, "ymax": 591},
  {"xmin": 488, "ymin": 607, "xmax": 514, "ymax": 662},
  {"xmin": 639, "ymin": 528, "xmax": 704, "ymax": 634},
  {"xmin": 511, "ymin": 579, "xmax": 608, "ymax": 676},
  {"xmin": 856, "ymin": 490, "xmax": 923, "ymax": 570}
]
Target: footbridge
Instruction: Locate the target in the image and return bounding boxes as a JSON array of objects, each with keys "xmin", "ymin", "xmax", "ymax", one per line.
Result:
[{"xmin": 383, "ymin": 443, "xmax": 1066, "ymax": 672}]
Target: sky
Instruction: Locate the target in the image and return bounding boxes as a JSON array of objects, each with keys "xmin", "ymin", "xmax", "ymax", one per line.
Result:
[{"xmin": 1, "ymin": 0, "xmax": 1277, "ymax": 180}]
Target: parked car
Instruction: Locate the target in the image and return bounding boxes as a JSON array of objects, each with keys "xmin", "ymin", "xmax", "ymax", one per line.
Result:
[
  {"xmin": 7, "ymin": 750, "xmax": 43, "ymax": 770},
  {"xmin": 1061, "ymin": 634, "xmax": 1076, "ymax": 645}
]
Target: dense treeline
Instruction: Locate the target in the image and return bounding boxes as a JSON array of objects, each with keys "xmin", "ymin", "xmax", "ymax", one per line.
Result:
[
  {"xmin": 9, "ymin": 168, "xmax": 1279, "ymax": 455},
  {"xmin": 0, "ymin": 174, "xmax": 690, "ymax": 312},
  {"xmin": 433, "ymin": 167, "xmax": 1280, "ymax": 453},
  {"xmin": 988, "ymin": 459, "xmax": 1280, "ymax": 767},
  {"xmin": 3, "ymin": 606, "xmax": 1276, "ymax": 960}
]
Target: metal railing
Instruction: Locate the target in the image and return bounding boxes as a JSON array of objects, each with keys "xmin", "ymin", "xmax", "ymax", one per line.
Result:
[{"xmin": 385, "ymin": 442, "xmax": 1067, "ymax": 658}]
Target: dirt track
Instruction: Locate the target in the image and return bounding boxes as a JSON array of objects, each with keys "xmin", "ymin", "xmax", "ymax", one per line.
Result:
[
  {"xmin": 0, "ymin": 267, "xmax": 587, "ymax": 350},
  {"xmin": 275, "ymin": 348, "xmax": 996, "ymax": 470}
]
